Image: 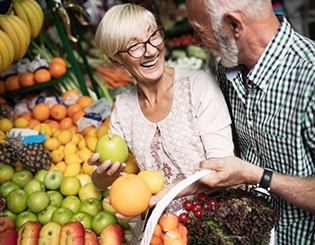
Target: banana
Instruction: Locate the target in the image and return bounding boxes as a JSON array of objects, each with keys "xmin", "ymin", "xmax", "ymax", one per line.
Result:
[
  {"xmin": 13, "ymin": 1, "xmax": 31, "ymax": 32},
  {"xmin": 5, "ymin": 15, "xmax": 31, "ymax": 60},
  {"xmin": 0, "ymin": 29, "xmax": 15, "ymax": 68},
  {"xmin": 25, "ymin": 0, "xmax": 44, "ymax": 26},
  {"xmin": 0, "ymin": 15, "xmax": 21, "ymax": 61},
  {"xmin": 0, "ymin": 46, "xmax": 4, "ymax": 73},
  {"xmin": 20, "ymin": 0, "xmax": 42, "ymax": 39}
]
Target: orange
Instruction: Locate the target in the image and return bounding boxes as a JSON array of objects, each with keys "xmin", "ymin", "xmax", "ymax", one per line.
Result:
[
  {"xmin": 45, "ymin": 119, "xmax": 60, "ymax": 129},
  {"xmin": 50, "ymin": 57, "xmax": 67, "ymax": 67},
  {"xmin": 5, "ymin": 75, "xmax": 20, "ymax": 91},
  {"xmin": 153, "ymin": 223, "xmax": 162, "ymax": 237},
  {"xmin": 67, "ymin": 103, "xmax": 82, "ymax": 118},
  {"xmin": 80, "ymin": 125, "xmax": 95, "ymax": 137},
  {"xmin": 150, "ymin": 234, "xmax": 163, "ymax": 245},
  {"xmin": 0, "ymin": 80, "xmax": 6, "ymax": 94},
  {"xmin": 158, "ymin": 213, "xmax": 179, "ymax": 232},
  {"xmin": 34, "ymin": 68, "xmax": 51, "ymax": 83},
  {"xmin": 109, "ymin": 174, "xmax": 152, "ymax": 217},
  {"xmin": 138, "ymin": 169, "xmax": 164, "ymax": 194},
  {"xmin": 20, "ymin": 111, "xmax": 33, "ymax": 120},
  {"xmin": 32, "ymin": 103, "xmax": 50, "ymax": 122},
  {"xmin": 49, "ymin": 62, "xmax": 66, "ymax": 78},
  {"xmin": 0, "ymin": 97, "xmax": 6, "ymax": 104},
  {"xmin": 62, "ymin": 89, "xmax": 80, "ymax": 102},
  {"xmin": 19, "ymin": 72, "xmax": 35, "ymax": 87},
  {"xmin": 50, "ymin": 103, "xmax": 67, "ymax": 121},
  {"xmin": 76, "ymin": 95, "xmax": 93, "ymax": 109},
  {"xmin": 28, "ymin": 118, "xmax": 40, "ymax": 128},
  {"xmin": 72, "ymin": 110, "xmax": 86, "ymax": 124},
  {"xmin": 67, "ymin": 125, "xmax": 77, "ymax": 133},
  {"xmin": 176, "ymin": 223, "xmax": 188, "ymax": 237},
  {"xmin": 59, "ymin": 117, "xmax": 73, "ymax": 130}
]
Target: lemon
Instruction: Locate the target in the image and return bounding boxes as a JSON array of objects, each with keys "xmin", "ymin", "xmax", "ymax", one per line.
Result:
[
  {"xmin": 77, "ymin": 139, "xmax": 86, "ymax": 150},
  {"xmin": 96, "ymin": 125, "xmax": 109, "ymax": 139},
  {"xmin": 50, "ymin": 149, "xmax": 65, "ymax": 163},
  {"xmin": 44, "ymin": 138, "xmax": 61, "ymax": 151},
  {"xmin": 71, "ymin": 133, "xmax": 80, "ymax": 145},
  {"xmin": 82, "ymin": 160, "xmax": 95, "ymax": 175},
  {"xmin": 55, "ymin": 161, "xmax": 67, "ymax": 172},
  {"xmin": 39, "ymin": 123, "xmax": 53, "ymax": 138},
  {"xmin": 78, "ymin": 147, "xmax": 93, "ymax": 162},
  {"xmin": 63, "ymin": 163, "xmax": 81, "ymax": 177},
  {"xmin": 53, "ymin": 129, "xmax": 61, "ymax": 138},
  {"xmin": 64, "ymin": 142, "xmax": 77, "ymax": 155},
  {"xmin": 64, "ymin": 153, "xmax": 82, "ymax": 165},
  {"xmin": 85, "ymin": 136, "xmax": 98, "ymax": 152},
  {"xmin": 138, "ymin": 169, "xmax": 164, "ymax": 194},
  {"xmin": 57, "ymin": 129, "xmax": 72, "ymax": 145},
  {"xmin": 86, "ymin": 128, "xmax": 97, "ymax": 137},
  {"xmin": 14, "ymin": 117, "xmax": 28, "ymax": 128},
  {"xmin": 124, "ymin": 153, "xmax": 140, "ymax": 174},
  {"xmin": 0, "ymin": 130, "xmax": 6, "ymax": 138},
  {"xmin": 0, "ymin": 118, "xmax": 13, "ymax": 132}
]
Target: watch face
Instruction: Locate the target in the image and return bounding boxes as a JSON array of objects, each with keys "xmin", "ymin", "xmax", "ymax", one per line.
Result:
[{"xmin": 252, "ymin": 186, "xmax": 270, "ymax": 196}]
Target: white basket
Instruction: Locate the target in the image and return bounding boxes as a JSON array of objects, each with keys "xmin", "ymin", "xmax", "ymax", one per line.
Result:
[{"xmin": 140, "ymin": 169, "xmax": 212, "ymax": 245}]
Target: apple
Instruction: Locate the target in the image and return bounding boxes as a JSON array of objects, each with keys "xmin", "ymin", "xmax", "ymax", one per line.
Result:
[
  {"xmin": 102, "ymin": 199, "xmax": 116, "ymax": 214},
  {"xmin": 70, "ymin": 211, "xmax": 93, "ymax": 229},
  {"xmin": 27, "ymin": 190, "xmax": 50, "ymax": 213},
  {"xmin": 46, "ymin": 190, "xmax": 64, "ymax": 207},
  {"xmin": 60, "ymin": 221, "xmax": 85, "ymax": 245},
  {"xmin": 60, "ymin": 176, "xmax": 81, "ymax": 196},
  {"xmin": 117, "ymin": 217, "xmax": 130, "ymax": 230},
  {"xmin": 38, "ymin": 205, "xmax": 58, "ymax": 225},
  {"xmin": 15, "ymin": 211, "xmax": 38, "ymax": 229},
  {"xmin": 12, "ymin": 170, "xmax": 33, "ymax": 188},
  {"xmin": 91, "ymin": 210, "xmax": 117, "ymax": 236},
  {"xmin": 99, "ymin": 223, "xmax": 124, "ymax": 245},
  {"xmin": 38, "ymin": 221, "xmax": 61, "ymax": 245},
  {"xmin": 6, "ymin": 189, "xmax": 28, "ymax": 213},
  {"xmin": 79, "ymin": 198, "xmax": 102, "ymax": 217},
  {"xmin": 17, "ymin": 220, "xmax": 41, "ymax": 238},
  {"xmin": 78, "ymin": 183, "xmax": 102, "ymax": 201},
  {"xmin": 102, "ymin": 189, "xmax": 110, "ymax": 198},
  {"xmin": 23, "ymin": 179, "xmax": 46, "ymax": 196},
  {"xmin": 0, "ymin": 216, "xmax": 15, "ymax": 232},
  {"xmin": 0, "ymin": 181, "xmax": 20, "ymax": 197},
  {"xmin": 75, "ymin": 173, "xmax": 92, "ymax": 187},
  {"xmin": 3, "ymin": 209, "xmax": 17, "ymax": 222},
  {"xmin": 43, "ymin": 170, "xmax": 64, "ymax": 190},
  {"xmin": 51, "ymin": 207, "xmax": 74, "ymax": 226},
  {"xmin": 0, "ymin": 229, "xmax": 17, "ymax": 245},
  {"xmin": 84, "ymin": 228, "xmax": 98, "ymax": 245},
  {"xmin": 0, "ymin": 164, "xmax": 15, "ymax": 184},
  {"xmin": 34, "ymin": 169, "xmax": 48, "ymax": 182},
  {"xmin": 95, "ymin": 133, "xmax": 128, "ymax": 164},
  {"xmin": 61, "ymin": 196, "xmax": 82, "ymax": 214}
]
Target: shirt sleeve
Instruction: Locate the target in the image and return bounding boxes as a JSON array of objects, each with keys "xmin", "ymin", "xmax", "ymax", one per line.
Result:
[{"xmin": 191, "ymin": 70, "xmax": 235, "ymax": 158}]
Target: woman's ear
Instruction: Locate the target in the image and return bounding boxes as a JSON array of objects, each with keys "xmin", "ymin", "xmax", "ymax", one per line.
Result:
[
  {"xmin": 222, "ymin": 11, "xmax": 243, "ymax": 38},
  {"xmin": 109, "ymin": 58, "xmax": 123, "ymax": 68}
]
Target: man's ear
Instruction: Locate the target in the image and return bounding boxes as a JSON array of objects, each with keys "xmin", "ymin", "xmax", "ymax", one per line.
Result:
[{"xmin": 222, "ymin": 11, "xmax": 243, "ymax": 38}]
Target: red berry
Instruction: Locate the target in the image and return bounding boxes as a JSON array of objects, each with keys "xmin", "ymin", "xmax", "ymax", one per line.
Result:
[
  {"xmin": 193, "ymin": 209, "xmax": 203, "ymax": 218},
  {"xmin": 178, "ymin": 212, "xmax": 188, "ymax": 223},
  {"xmin": 192, "ymin": 203, "xmax": 203, "ymax": 212},
  {"xmin": 183, "ymin": 200, "xmax": 193, "ymax": 211},
  {"xmin": 207, "ymin": 199, "xmax": 218, "ymax": 207},
  {"xmin": 183, "ymin": 217, "xmax": 191, "ymax": 224},
  {"xmin": 197, "ymin": 193, "xmax": 207, "ymax": 202}
]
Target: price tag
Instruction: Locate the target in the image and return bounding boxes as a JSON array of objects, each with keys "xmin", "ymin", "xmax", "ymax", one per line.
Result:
[{"xmin": 84, "ymin": 98, "xmax": 113, "ymax": 121}]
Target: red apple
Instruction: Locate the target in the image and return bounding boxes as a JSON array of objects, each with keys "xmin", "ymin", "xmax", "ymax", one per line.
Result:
[
  {"xmin": 84, "ymin": 228, "xmax": 98, "ymax": 245},
  {"xmin": 17, "ymin": 221, "xmax": 41, "ymax": 238},
  {"xmin": 0, "ymin": 216, "xmax": 15, "ymax": 232},
  {"xmin": 0, "ymin": 229, "xmax": 17, "ymax": 245},
  {"xmin": 38, "ymin": 221, "xmax": 61, "ymax": 245},
  {"xmin": 99, "ymin": 223, "xmax": 124, "ymax": 245},
  {"xmin": 59, "ymin": 221, "xmax": 85, "ymax": 245}
]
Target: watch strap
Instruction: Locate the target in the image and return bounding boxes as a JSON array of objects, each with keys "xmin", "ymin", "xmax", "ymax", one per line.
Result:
[{"xmin": 253, "ymin": 168, "xmax": 273, "ymax": 196}]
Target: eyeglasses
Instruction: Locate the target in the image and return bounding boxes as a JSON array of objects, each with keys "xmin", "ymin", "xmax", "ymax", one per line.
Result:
[{"xmin": 118, "ymin": 26, "xmax": 165, "ymax": 58}]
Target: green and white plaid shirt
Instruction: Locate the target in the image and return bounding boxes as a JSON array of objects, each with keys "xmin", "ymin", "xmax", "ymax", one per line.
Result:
[{"xmin": 217, "ymin": 16, "xmax": 315, "ymax": 244}]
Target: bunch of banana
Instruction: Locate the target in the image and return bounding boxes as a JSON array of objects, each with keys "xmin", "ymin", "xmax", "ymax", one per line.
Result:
[
  {"xmin": 12, "ymin": 0, "xmax": 44, "ymax": 39},
  {"xmin": 0, "ymin": 14, "xmax": 31, "ymax": 61},
  {"xmin": 0, "ymin": 29, "xmax": 15, "ymax": 72}
]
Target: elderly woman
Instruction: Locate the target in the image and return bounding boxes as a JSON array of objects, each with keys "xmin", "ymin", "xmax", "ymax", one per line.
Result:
[{"xmin": 88, "ymin": 3, "xmax": 234, "ymax": 212}]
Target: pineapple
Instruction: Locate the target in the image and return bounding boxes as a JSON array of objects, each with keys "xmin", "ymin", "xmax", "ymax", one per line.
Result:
[
  {"xmin": 0, "ymin": 142, "xmax": 18, "ymax": 167},
  {"xmin": 6, "ymin": 133, "xmax": 52, "ymax": 174},
  {"xmin": 0, "ymin": 194, "xmax": 6, "ymax": 217},
  {"xmin": 0, "ymin": 103, "xmax": 13, "ymax": 120}
]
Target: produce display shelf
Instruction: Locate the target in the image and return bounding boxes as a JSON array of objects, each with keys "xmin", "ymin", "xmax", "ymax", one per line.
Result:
[{"xmin": 0, "ymin": 70, "xmax": 71, "ymax": 98}]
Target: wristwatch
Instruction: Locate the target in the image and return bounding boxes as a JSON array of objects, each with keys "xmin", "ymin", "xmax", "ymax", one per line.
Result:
[{"xmin": 252, "ymin": 168, "xmax": 273, "ymax": 196}]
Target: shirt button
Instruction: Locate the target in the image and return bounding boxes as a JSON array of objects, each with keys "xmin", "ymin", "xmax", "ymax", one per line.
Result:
[{"xmin": 248, "ymin": 119, "xmax": 253, "ymax": 127}]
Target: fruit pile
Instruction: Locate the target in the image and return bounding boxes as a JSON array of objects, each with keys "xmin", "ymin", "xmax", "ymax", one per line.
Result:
[{"xmin": 177, "ymin": 188, "xmax": 279, "ymax": 245}]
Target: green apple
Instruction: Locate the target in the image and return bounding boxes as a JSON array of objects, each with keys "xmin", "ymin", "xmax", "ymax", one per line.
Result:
[
  {"xmin": 60, "ymin": 176, "xmax": 81, "ymax": 196},
  {"xmin": 61, "ymin": 195, "xmax": 82, "ymax": 214},
  {"xmin": 0, "ymin": 164, "xmax": 15, "ymax": 184},
  {"xmin": 102, "ymin": 199, "xmax": 116, "ymax": 214},
  {"xmin": 78, "ymin": 183, "xmax": 102, "ymax": 202},
  {"xmin": 6, "ymin": 189, "xmax": 28, "ymax": 213},
  {"xmin": 23, "ymin": 179, "xmax": 46, "ymax": 196},
  {"xmin": 34, "ymin": 169, "xmax": 48, "ymax": 182},
  {"xmin": 15, "ymin": 211, "xmax": 38, "ymax": 229},
  {"xmin": 3, "ymin": 209, "xmax": 17, "ymax": 222},
  {"xmin": 12, "ymin": 170, "xmax": 33, "ymax": 188},
  {"xmin": 27, "ymin": 190, "xmax": 50, "ymax": 213},
  {"xmin": 91, "ymin": 210, "xmax": 117, "ymax": 235},
  {"xmin": 95, "ymin": 133, "xmax": 128, "ymax": 163},
  {"xmin": 51, "ymin": 207, "xmax": 73, "ymax": 226},
  {"xmin": 102, "ymin": 189, "xmax": 110, "ymax": 198},
  {"xmin": 0, "ymin": 181, "xmax": 20, "ymax": 197},
  {"xmin": 70, "ymin": 211, "xmax": 93, "ymax": 229},
  {"xmin": 75, "ymin": 173, "xmax": 92, "ymax": 187},
  {"xmin": 38, "ymin": 205, "xmax": 58, "ymax": 225},
  {"xmin": 46, "ymin": 190, "xmax": 64, "ymax": 207},
  {"xmin": 79, "ymin": 198, "xmax": 102, "ymax": 217},
  {"xmin": 43, "ymin": 169, "xmax": 64, "ymax": 190},
  {"xmin": 117, "ymin": 217, "xmax": 130, "ymax": 230}
]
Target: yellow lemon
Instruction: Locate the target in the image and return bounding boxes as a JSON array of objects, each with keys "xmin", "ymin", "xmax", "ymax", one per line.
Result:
[
  {"xmin": 77, "ymin": 139, "xmax": 86, "ymax": 150},
  {"xmin": 85, "ymin": 136, "xmax": 98, "ymax": 152},
  {"xmin": 96, "ymin": 125, "xmax": 109, "ymax": 139},
  {"xmin": 39, "ymin": 123, "xmax": 53, "ymax": 138},
  {"xmin": 78, "ymin": 147, "xmax": 93, "ymax": 162},
  {"xmin": 64, "ymin": 153, "xmax": 82, "ymax": 165},
  {"xmin": 0, "ymin": 130, "xmax": 6, "ymax": 138},
  {"xmin": 64, "ymin": 142, "xmax": 77, "ymax": 155},
  {"xmin": 0, "ymin": 118, "xmax": 13, "ymax": 132},
  {"xmin": 57, "ymin": 129, "xmax": 72, "ymax": 145},
  {"xmin": 53, "ymin": 129, "xmax": 61, "ymax": 138},
  {"xmin": 63, "ymin": 163, "xmax": 81, "ymax": 177},
  {"xmin": 55, "ymin": 161, "xmax": 67, "ymax": 172},
  {"xmin": 44, "ymin": 138, "xmax": 61, "ymax": 151},
  {"xmin": 14, "ymin": 117, "xmax": 28, "ymax": 128},
  {"xmin": 138, "ymin": 169, "xmax": 164, "ymax": 194},
  {"xmin": 71, "ymin": 133, "xmax": 80, "ymax": 145},
  {"xmin": 86, "ymin": 127, "xmax": 97, "ymax": 137},
  {"xmin": 50, "ymin": 149, "xmax": 65, "ymax": 163},
  {"xmin": 123, "ymin": 153, "xmax": 140, "ymax": 174},
  {"xmin": 82, "ymin": 161, "xmax": 95, "ymax": 175}
]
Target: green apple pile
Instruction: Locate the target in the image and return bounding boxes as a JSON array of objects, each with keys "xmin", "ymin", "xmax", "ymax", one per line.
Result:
[{"xmin": 0, "ymin": 163, "xmax": 129, "ymax": 244}]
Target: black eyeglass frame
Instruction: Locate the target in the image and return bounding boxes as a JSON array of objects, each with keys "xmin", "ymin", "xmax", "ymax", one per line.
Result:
[{"xmin": 117, "ymin": 26, "xmax": 165, "ymax": 58}]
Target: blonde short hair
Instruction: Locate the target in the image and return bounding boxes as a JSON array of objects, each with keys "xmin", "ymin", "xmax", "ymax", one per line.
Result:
[{"xmin": 94, "ymin": 4, "xmax": 158, "ymax": 62}]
